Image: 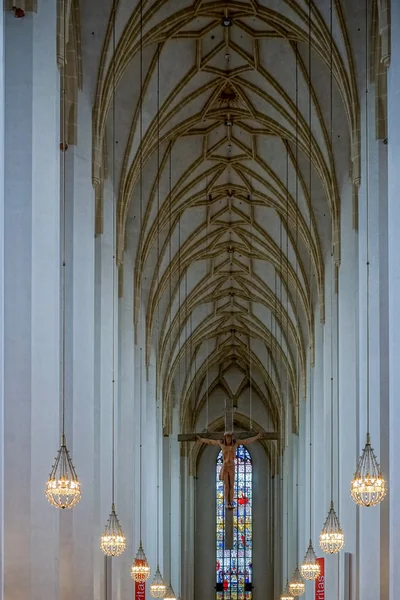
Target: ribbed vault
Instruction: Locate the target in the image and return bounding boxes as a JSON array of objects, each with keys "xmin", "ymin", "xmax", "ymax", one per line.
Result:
[{"xmin": 90, "ymin": 0, "xmax": 359, "ymax": 445}]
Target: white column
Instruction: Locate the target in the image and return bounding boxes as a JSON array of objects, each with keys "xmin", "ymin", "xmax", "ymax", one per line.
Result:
[
  {"xmin": 181, "ymin": 453, "xmax": 192, "ymax": 600},
  {"xmin": 388, "ymin": 4, "xmax": 400, "ymax": 597},
  {"xmin": 170, "ymin": 404, "xmax": 182, "ymax": 595},
  {"xmin": 118, "ymin": 238, "xmax": 137, "ymax": 598},
  {"xmin": 312, "ymin": 307, "xmax": 325, "ymax": 578},
  {"xmin": 338, "ymin": 180, "xmax": 358, "ymax": 600},
  {"xmin": 4, "ymin": 3, "xmax": 61, "ymax": 599},
  {"xmin": 30, "ymin": 3, "xmax": 61, "ymax": 598},
  {"xmin": 4, "ymin": 11, "xmax": 35, "ymax": 599},
  {"xmin": 0, "ymin": 3, "xmax": 4, "ymax": 599},
  {"xmin": 69, "ymin": 88, "xmax": 96, "ymax": 599},
  {"xmin": 143, "ymin": 349, "xmax": 158, "ymax": 588},
  {"xmin": 93, "ymin": 180, "xmax": 114, "ymax": 600},
  {"xmin": 357, "ymin": 92, "xmax": 381, "ymax": 600}
]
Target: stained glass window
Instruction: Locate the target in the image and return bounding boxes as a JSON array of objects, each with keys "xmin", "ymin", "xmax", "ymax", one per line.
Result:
[{"xmin": 216, "ymin": 445, "xmax": 252, "ymax": 600}]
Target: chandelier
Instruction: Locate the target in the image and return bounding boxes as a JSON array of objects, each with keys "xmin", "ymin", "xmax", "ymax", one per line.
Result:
[
  {"xmin": 131, "ymin": 543, "xmax": 151, "ymax": 582},
  {"xmin": 319, "ymin": 501, "xmax": 344, "ymax": 554},
  {"xmin": 351, "ymin": 433, "xmax": 386, "ymax": 506},
  {"xmin": 100, "ymin": 503, "xmax": 126, "ymax": 556},
  {"xmin": 280, "ymin": 582, "xmax": 294, "ymax": 600},
  {"xmin": 150, "ymin": 566, "xmax": 166, "ymax": 598},
  {"xmin": 289, "ymin": 566, "xmax": 305, "ymax": 597},
  {"xmin": 301, "ymin": 539, "xmax": 320, "ymax": 580},
  {"xmin": 45, "ymin": 435, "xmax": 81, "ymax": 509},
  {"xmin": 46, "ymin": 0, "xmax": 81, "ymax": 511},
  {"xmin": 164, "ymin": 582, "xmax": 177, "ymax": 600},
  {"xmin": 350, "ymin": 0, "xmax": 388, "ymax": 508}
]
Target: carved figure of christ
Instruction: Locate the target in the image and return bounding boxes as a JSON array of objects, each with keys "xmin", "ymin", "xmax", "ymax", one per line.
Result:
[{"xmin": 197, "ymin": 432, "xmax": 261, "ymax": 508}]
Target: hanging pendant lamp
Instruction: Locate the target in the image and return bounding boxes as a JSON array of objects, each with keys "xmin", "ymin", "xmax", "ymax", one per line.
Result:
[
  {"xmin": 280, "ymin": 581, "xmax": 294, "ymax": 600},
  {"xmin": 99, "ymin": 0, "xmax": 126, "ymax": 558},
  {"xmin": 149, "ymin": 43, "xmax": 166, "ymax": 597},
  {"xmin": 150, "ymin": 566, "xmax": 166, "ymax": 599},
  {"xmin": 319, "ymin": 501, "xmax": 344, "ymax": 554},
  {"xmin": 45, "ymin": 0, "xmax": 81, "ymax": 511},
  {"xmin": 319, "ymin": 277, "xmax": 344, "ymax": 557},
  {"xmin": 301, "ymin": 539, "xmax": 320, "ymax": 580},
  {"xmin": 46, "ymin": 435, "xmax": 81, "ymax": 508},
  {"xmin": 289, "ymin": 566, "xmax": 305, "ymax": 597},
  {"xmin": 131, "ymin": 542, "xmax": 151, "ymax": 582},
  {"xmin": 164, "ymin": 582, "xmax": 177, "ymax": 600},
  {"xmin": 318, "ymin": 0, "xmax": 344, "ymax": 555},
  {"xmin": 351, "ymin": 434, "xmax": 386, "ymax": 506},
  {"xmin": 101, "ymin": 504, "xmax": 126, "ymax": 557},
  {"xmin": 131, "ymin": 0, "xmax": 150, "ymax": 580},
  {"xmin": 350, "ymin": 0, "xmax": 387, "ymax": 508}
]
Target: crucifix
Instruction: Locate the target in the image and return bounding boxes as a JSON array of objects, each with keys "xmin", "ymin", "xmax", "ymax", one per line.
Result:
[{"xmin": 178, "ymin": 399, "xmax": 278, "ymax": 549}]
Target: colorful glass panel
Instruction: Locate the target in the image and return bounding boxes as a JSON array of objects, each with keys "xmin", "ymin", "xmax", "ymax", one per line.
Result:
[{"xmin": 216, "ymin": 445, "xmax": 252, "ymax": 600}]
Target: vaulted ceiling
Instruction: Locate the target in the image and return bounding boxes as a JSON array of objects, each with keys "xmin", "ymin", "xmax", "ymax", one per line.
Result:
[{"xmin": 82, "ymin": 0, "xmax": 361, "ymax": 446}]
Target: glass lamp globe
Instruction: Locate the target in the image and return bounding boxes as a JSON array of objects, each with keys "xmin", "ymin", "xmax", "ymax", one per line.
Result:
[
  {"xmin": 150, "ymin": 566, "xmax": 166, "ymax": 598},
  {"xmin": 319, "ymin": 501, "xmax": 344, "ymax": 554},
  {"xmin": 130, "ymin": 543, "xmax": 151, "ymax": 582},
  {"xmin": 100, "ymin": 503, "xmax": 126, "ymax": 556},
  {"xmin": 351, "ymin": 433, "xmax": 387, "ymax": 506},
  {"xmin": 289, "ymin": 566, "xmax": 305, "ymax": 597},
  {"xmin": 280, "ymin": 582, "xmax": 294, "ymax": 600},
  {"xmin": 301, "ymin": 539, "xmax": 320, "ymax": 580},
  {"xmin": 45, "ymin": 435, "xmax": 81, "ymax": 509},
  {"xmin": 164, "ymin": 583, "xmax": 177, "ymax": 600}
]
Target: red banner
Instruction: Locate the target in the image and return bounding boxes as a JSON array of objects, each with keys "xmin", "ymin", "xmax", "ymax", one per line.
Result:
[
  {"xmin": 315, "ymin": 558, "xmax": 324, "ymax": 600},
  {"xmin": 135, "ymin": 581, "xmax": 146, "ymax": 600}
]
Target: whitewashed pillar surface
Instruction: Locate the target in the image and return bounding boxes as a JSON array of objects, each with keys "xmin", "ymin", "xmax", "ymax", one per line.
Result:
[{"xmin": 388, "ymin": 3, "xmax": 400, "ymax": 598}]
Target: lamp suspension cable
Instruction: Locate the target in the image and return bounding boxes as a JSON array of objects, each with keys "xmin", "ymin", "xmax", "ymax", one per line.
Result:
[
  {"xmin": 285, "ymin": 138, "xmax": 289, "ymax": 413},
  {"xmin": 249, "ymin": 182, "xmax": 253, "ymax": 432},
  {"xmin": 365, "ymin": 0, "xmax": 371, "ymax": 440},
  {"xmin": 299, "ymin": 28, "xmax": 318, "ymax": 576},
  {"xmin": 280, "ymin": 308, "xmax": 292, "ymax": 600},
  {"xmin": 45, "ymin": 0, "xmax": 81, "ymax": 510},
  {"xmin": 330, "ymin": 0, "xmax": 334, "ymax": 505},
  {"xmin": 205, "ymin": 176, "xmax": 209, "ymax": 433},
  {"xmin": 61, "ymin": 0, "xmax": 67, "ymax": 448},
  {"xmin": 150, "ymin": 42, "xmax": 166, "ymax": 599},
  {"xmin": 319, "ymin": 0, "xmax": 344, "ymax": 554},
  {"xmin": 164, "ymin": 58, "xmax": 177, "ymax": 600},
  {"xmin": 285, "ymin": 143, "xmax": 290, "ymax": 447},
  {"xmin": 164, "ymin": 389, "xmax": 176, "ymax": 600},
  {"xmin": 100, "ymin": 0, "xmax": 126, "ymax": 556},
  {"xmin": 111, "ymin": 1, "xmax": 116, "ymax": 509},
  {"xmin": 177, "ymin": 125, "xmax": 182, "ymax": 600},
  {"xmin": 131, "ymin": 1, "xmax": 151, "ymax": 580},
  {"xmin": 139, "ymin": 0, "xmax": 144, "ymax": 548},
  {"xmin": 350, "ymin": 0, "xmax": 387, "ymax": 507}
]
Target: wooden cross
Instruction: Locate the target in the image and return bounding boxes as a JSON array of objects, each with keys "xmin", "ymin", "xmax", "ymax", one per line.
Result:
[
  {"xmin": 177, "ymin": 431, "xmax": 278, "ymax": 442},
  {"xmin": 178, "ymin": 402, "xmax": 278, "ymax": 550}
]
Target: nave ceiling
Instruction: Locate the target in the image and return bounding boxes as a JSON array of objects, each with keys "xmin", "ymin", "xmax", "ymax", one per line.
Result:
[{"xmin": 78, "ymin": 0, "xmax": 366, "ymax": 458}]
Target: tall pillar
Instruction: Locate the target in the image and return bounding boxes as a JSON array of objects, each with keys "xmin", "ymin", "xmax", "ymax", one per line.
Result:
[
  {"xmin": 68, "ymin": 88, "xmax": 96, "ymax": 599},
  {"xmin": 388, "ymin": 4, "xmax": 400, "ymax": 598},
  {"xmin": 93, "ymin": 181, "xmax": 114, "ymax": 600},
  {"xmin": 358, "ymin": 87, "xmax": 384, "ymax": 600},
  {"xmin": 170, "ymin": 403, "xmax": 182, "ymax": 595},
  {"xmin": 0, "ymin": 3, "xmax": 4, "ymax": 599},
  {"xmin": 118, "ymin": 236, "xmax": 137, "ymax": 598},
  {"xmin": 338, "ymin": 179, "xmax": 358, "ymax": 600},
  {"xmin": 30, "ymin": 3, "xmax": 61, "ymax": 597},
  {"xmin": 4, "ymin": 3, "xmax": 60, "ymax": 600}
]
